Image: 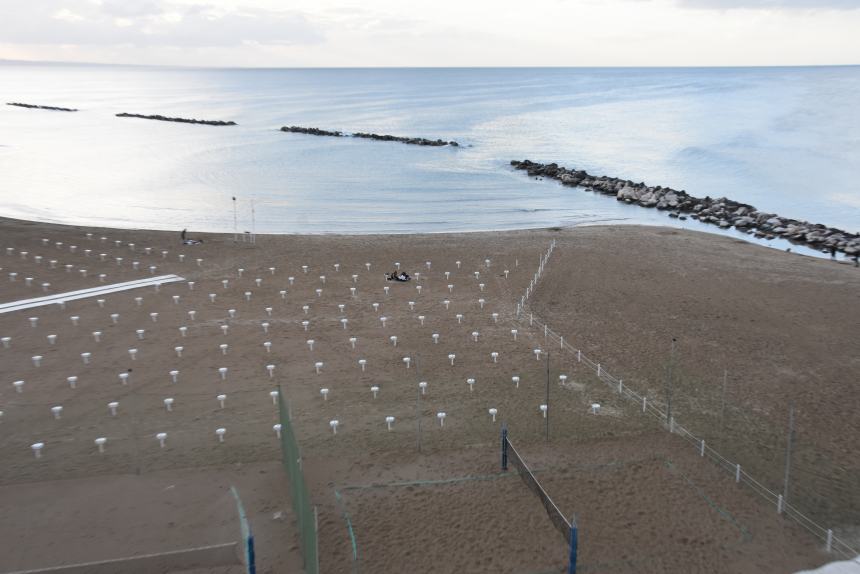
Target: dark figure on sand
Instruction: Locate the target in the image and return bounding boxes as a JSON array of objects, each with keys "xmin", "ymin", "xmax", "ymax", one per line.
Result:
[{"xmin": 181, "ymin": 228, "xmax": 203, "ymax": 245}]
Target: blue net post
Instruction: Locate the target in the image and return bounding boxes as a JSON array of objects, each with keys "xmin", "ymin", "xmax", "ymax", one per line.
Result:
[
  {"xmin": 501, "ymin": 424, "xmax": 508, "ymax": 471},
  {"xmin": 568, "ymin": 515, "xmax": 578, "ymax": 574},
  {"xmin": 247, "ymin": 535, "xmax": 256, "ymax": 574}
]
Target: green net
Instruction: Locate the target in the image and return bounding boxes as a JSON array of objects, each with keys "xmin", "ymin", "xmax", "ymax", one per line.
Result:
[{"xmin": 278, "ymin": 388, "xmax": 319, "ymax": 574}]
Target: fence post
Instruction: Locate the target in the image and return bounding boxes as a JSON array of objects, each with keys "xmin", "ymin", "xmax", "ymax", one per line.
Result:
[
  {"xmin": 568, "ymin": 516, "xmax": 578, "ymax": 574},
  {"xmin": 700, "ymin": 439, "xmax": 705, "ymax": 457},
  {"xmin": 618, "ymin": 379, "xmax": 623, "ymax": 394},
  {"xmin": 544, "ymin": 325, "xmax": 548, "ymax": 338},
  {"xmin": 735, "ymin": 464, "xmax": 741, "ymax": 483},
  {"xmin": 577, "ymin": 350, "xmax": 581, "ymax": 363},
  {"xmin": 230, "ymin": 485, "xmax": 255, "ymax": 574},
  {"xmin": 777, "ymin": 494, "xmax": 784, "ymax": 514},
  {"xmin": 669, "ymin": 417, "xmax": 675, "ymax": 434},
  {"xmin": 530, "ymin": 313, "xmax": 533, "ymax": 326},
  {"xmin": 248, "ymin": 535, "xmax": 256, "ymax": 574},
  {"xmin": 642, "ymin": 397, "xmax": 647, "ymax": 412},
  {"xmin": 826, "ymin": 529, "xmax": 833, "ymax": 553},
  {"xmin": 313, "ymin": 506, "xmax": 320, "ymax": 574},
  {"xmin": 783, "ymin": 403, "xmax": 795, "ymax": 511},
  {"xmin": 597, "ymin": 363, "xmax": 601, "ymax": 377},
  {"xmin": 501, "ymin": 425, "xmax": 508, "ymax": 471},
  {"xmin": 560, "ymin": 336, "xmax": 563, "ymax": 349}
]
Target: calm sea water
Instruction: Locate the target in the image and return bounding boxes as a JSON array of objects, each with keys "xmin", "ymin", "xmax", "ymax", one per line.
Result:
[{"xmin": 1, "ymin": 63, "xmax": 858, "ymax": 252}]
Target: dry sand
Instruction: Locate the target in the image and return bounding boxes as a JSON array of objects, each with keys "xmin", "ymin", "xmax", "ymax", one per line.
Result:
[{"xmin": 0, "ymin": 216, "xmax": 857, "ymax": 573}]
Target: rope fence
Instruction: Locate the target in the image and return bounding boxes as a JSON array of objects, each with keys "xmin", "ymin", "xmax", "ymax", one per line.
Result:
[
  {"xmin": 522, "ymin": 312, "xmax": 859, "ymax": 559},
  {"xmin": 514, "ymin": 240, "xmax": 858, "ymax": 561},
  {"xmin": 516, "ymin": 240, "xmax": 556, "ymax": 317}
]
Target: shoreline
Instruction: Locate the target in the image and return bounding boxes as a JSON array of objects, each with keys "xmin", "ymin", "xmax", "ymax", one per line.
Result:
[{"xmin": 0, "ymin": 214, "xmax": 853, "ymax": 263}]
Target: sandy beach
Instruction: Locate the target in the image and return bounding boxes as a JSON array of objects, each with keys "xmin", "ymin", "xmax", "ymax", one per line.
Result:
[{"xmin": 1, "ymin": 216, "xmax": 858, "ymax": 573}]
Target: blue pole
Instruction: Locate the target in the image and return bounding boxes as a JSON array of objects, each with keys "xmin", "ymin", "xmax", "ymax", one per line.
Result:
[
  {"xmin": 568, "ymin": 515, "xmax": 578, "ymax": 574},
  {"xmin": 247, "ymin": 535, "xmax": 256, "ymax": 574}
]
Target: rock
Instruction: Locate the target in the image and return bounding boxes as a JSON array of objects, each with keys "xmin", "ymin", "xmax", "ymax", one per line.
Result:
[
  {"xmin": 118, "ymin": 113, "xmax": 236, "ymax": 126},
  {"xmin": 508, "ymin": 158, "xmax": 859, "ymax": 255},
  {"xmin": 7, "ymin": 102, "xmax": 78, "ymax": 112},
  {"xmin": 282, "ymin": 126, "xmax": 458, "ymax": 147},
  {"xmin": 281, "ymin": 126, "xmax": 342, "ymax": 137}
]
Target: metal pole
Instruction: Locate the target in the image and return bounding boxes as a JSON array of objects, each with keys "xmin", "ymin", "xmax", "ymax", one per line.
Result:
[
  {"xmin": 783, "ymin": 402, "xmax": 795, "ymax": 505},
  {"xmin": 545, "ymin": 350, "xmax": 550, "ymax": 442},
  {"xmin": 416, "ymin": 355, "xmax": 422, "ymax": 454},
  {"xmin": 568, "ymin": 514, "xmax": 578, "ymax": 574},
  {"xmin": 314, "ymin": 506, "xmax": 320, "ymax": 573},
  {"xmin": 719, "ymin": 369, "xmax": 728, "ymax": 444},
  {"xmin": 130, "ymin": 375, "xmax": 142, "ymax": 475},
  {"xmin": 501, "ymin": 424, "xmax": 508, "ymax": 471},
  {"xmin": 232, "ymin": 196, "xmax": 238, "ymax": 242},
  {"xmin": 250, "ymin": 199, "xmax": 256, "ymax": 244},
  {"xmin": 666, "ymin": 338, "xmax": 676, "ymax": 425}
]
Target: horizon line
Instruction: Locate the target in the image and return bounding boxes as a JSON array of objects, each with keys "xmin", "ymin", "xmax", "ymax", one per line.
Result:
[{"xmin": 1, "ymin": 58, "xmax": 858, "ymax": 71}]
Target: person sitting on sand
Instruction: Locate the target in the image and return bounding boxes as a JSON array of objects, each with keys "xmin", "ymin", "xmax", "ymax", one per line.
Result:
[{"xmin": 180, "ymin": 228, "xmax": 204, "ymax": 245}]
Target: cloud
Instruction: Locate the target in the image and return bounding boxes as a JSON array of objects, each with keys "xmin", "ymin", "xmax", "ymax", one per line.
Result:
[
  {"xmin": 677, "ymin": 0, "xmax": 860, "ymax": 9},
  {"xmin": 0, "ymin": 1, "xmax": 325, "ymax": 47},
  {"xmin": 97, "ymin": 1, "xmax": 164, "ymax": 18}
]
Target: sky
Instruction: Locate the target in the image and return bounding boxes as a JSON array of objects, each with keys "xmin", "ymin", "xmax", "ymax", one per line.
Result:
[{"xmin": 0, "ymin": 0, "xmax": 858, "ymax": 67}]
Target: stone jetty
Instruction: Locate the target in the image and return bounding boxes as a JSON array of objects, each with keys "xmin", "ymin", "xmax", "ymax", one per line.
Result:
[
  {"xmin": 116, "ymin": 113, "xmax": 236, "ymax": 126},
  {"xmin": 280, "ymin": 125, "xmax": 458, "ymax": 147},
  {"xmin": 352, "ymin": 132, "xmax": 458, "ymax": 147},
  {"xmin": 280, "ymin": 126, "xmax": 343, "ymax": 137},
  {"xmin": 7, "ymin": 102, "xmax": 78, "ymax": 112},
  {"xmin": 511, "ymin": 159, "xmax": 859, "ymax": 256}
]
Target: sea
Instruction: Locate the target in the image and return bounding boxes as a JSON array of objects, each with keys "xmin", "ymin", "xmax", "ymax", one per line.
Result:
[{"xmin": 1, "ymin": 62, "xmax": 858, "ymax": 256}]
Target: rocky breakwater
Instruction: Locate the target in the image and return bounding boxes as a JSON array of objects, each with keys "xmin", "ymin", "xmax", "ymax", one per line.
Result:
[
  {"xmin": 280, "ymin": 126, "xmax": 344, "ymax": 137},
  {"xmin": 7, "ymin": 102, "xmax": 78, "ymax": 112},
  {"xmin": 352, "ymin": 132, "xmax": 458, "ymax": 147},
  {"xmin": 511, "ymin": 160, "xmax": 860, "ymax": 256},
  {"xmin": 116, "ymin": 113, "xmax": 236, "ymax": 126},
  {"xmin": 280, "ymin": 125, "xmax": 458, "ymax": 147}
]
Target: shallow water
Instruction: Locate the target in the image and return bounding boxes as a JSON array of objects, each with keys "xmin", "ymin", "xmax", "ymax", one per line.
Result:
[{"xmin": 0, "ymin": 63, "xmax": 858, "ymax": 256}]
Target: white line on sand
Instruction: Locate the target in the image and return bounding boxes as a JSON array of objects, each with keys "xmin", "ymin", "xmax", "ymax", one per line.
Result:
[{"xmin": 0, "ymin": 275, "xmax": 185, "ymax": 314}]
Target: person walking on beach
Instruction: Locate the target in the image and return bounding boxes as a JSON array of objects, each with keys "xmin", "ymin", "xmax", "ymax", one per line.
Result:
[{"xmin": 181, "ymin": 228, "xmax": 187, "ymax": 241}]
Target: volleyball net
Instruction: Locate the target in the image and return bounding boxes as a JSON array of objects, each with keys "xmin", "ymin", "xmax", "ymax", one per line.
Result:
[
  {"xmin": 277, "ymin": 388, "xmax": 319, "ymax": 574},
  {"xmin": 501, "ymin": 426, "xmax": 578, "ymax": 573}
]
